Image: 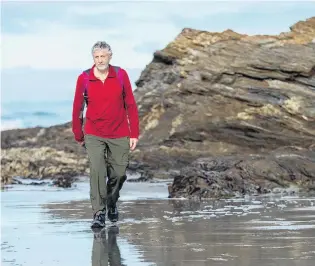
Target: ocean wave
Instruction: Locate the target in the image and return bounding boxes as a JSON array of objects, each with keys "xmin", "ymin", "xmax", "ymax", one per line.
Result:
[
  {"xmin": 1, "ymin": 101, "xmax": 72, "ymax": 131},
  {"xmin": 0, "ymin": 119, "xmax": 24, "ymax": 131},
  {"xmin": 2, "ymin": 111, "xmax": 59, "ymax": 120},
  {"xmin": 1, "ymin": 111, "xmax": 67, "ymax": 131},
  {"xmin": 32, "ymin": 111, "xmax": 58, "ymax": 117}
]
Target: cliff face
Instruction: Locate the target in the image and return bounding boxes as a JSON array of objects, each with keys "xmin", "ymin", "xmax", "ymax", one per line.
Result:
[
  {"xmin": 130, "ymin": 17, "xmax": 315, "ymax": 196},
  {"xmin": 130, "ymin": 18, "xmax": 315, "ymax": 157},
  {"xmin": 2, "ymin": 17, "xmax": 315, "ymax": 197}
]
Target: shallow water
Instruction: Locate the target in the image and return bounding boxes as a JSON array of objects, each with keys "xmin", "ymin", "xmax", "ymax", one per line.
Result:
[{"xmin": 1, "ymin": 180, "xmax": 315, "ymax": 266}]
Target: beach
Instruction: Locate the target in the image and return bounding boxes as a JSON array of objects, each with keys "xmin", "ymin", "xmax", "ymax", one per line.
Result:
[{"xmin": 2, "ymin": 178, "xmax": 315, "ymax": 266}]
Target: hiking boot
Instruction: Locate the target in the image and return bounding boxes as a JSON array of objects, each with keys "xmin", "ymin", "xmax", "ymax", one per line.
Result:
[
  {"xmin": 107, "ymin": 206, "xmax": 119, "ymax": 222},
  {"xmin": 91, "ymin": 210, "xmax": 106, "ymax": 228}
]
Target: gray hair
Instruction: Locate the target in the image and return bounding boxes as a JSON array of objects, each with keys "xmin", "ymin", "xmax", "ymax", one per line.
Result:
[{"xmin": 91, "ymin": 41, "xmax": 112, "ymax": 55}]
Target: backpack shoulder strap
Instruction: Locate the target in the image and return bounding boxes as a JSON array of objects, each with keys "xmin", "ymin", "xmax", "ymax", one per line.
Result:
[
  {"xmin": 113, "ymin": 66, "xmax": 124, "ymax": 91},
  {"xmin": 82, "ymin": 68, "xmax": 91, "ymax": 105},
  {"xmin": 112, "ymin": 66, "xmax": 127, "ymax": 109},
  {"xmin": 82, "ymin": 68, "xmax": 91, "ymax": 95}
]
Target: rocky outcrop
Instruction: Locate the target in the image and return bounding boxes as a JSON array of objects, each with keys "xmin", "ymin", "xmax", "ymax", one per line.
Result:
[
  {"xmin": 1, "ymin": 17, "xmax": 315, "ymax": 196},
  {"xmin": 131, "ymin": 17, "xmax": 315, "ymax": 197},
  {"xmin": 1, "ymin": 123, "xmax": 88, "ymax": 186},
  {"xmin": 168, "ymin": 147, "xmax": 315, "ymax": 199},
  {"xmin": 1, "ymin": 146, "xmax": 88, "ymax": 183}
]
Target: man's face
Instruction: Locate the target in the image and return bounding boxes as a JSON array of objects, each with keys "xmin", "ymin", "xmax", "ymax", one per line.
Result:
[{"xmin": 93, "ymin": 48, "xmax": 112, "ymax": 71}]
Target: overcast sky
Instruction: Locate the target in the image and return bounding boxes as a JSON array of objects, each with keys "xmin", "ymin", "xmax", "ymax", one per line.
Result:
[{"xmin": 2, "ymin": 0, "xmax": 315, "ymax": 103}]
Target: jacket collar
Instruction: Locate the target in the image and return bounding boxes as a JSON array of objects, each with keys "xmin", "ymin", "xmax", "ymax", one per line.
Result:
[{"xmin": 89, "ymin": 64, "xmax": 116, "ymax": 80}]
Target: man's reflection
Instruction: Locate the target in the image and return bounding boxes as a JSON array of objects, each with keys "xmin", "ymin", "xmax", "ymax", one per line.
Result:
[{"xmin": 92, "ymin": 226, "xmax": 126, "ymax": 266}]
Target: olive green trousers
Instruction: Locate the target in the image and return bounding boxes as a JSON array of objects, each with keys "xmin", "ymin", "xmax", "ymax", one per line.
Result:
[{"xmin": 84, "ymin": 134, "xmax": 129, "ymax": 214}]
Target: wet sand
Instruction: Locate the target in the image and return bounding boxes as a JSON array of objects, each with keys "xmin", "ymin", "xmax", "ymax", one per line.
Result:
[{"xmin": 1, "ymin": 179, "xmax": 315, "ymax": 266}]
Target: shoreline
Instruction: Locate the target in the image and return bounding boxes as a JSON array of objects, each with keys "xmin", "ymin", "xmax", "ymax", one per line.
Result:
[
  {"xmin": 3, "ymin": 174, "xmax": 315, "ymax": 202},
  {"xmin": 2, "ymin": 179, "xmax": 315, "ymax": 265}
]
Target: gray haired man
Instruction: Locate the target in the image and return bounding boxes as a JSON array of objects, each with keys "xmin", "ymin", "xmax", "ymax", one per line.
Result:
[{"xmin": 72, "ymin": 41, "xmax": 140, "ymax": 228}]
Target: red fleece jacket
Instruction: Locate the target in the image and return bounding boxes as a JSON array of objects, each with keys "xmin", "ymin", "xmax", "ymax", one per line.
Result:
[{"xmin": 72, "ymin": 65, "xmax": 139, "ymax": 142}]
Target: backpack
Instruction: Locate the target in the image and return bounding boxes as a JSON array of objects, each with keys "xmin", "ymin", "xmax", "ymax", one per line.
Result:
[{"xmin": 82, "ymin": 65, "xmax": 125, "ymax": 106}]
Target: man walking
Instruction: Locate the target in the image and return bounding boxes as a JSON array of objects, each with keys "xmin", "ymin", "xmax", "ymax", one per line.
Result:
[{"xmin": 72, "ymin": 41, "xmax": 139, "ymax": 228}]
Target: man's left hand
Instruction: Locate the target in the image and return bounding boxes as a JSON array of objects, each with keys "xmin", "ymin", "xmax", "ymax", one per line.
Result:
[{"xmin": 129, "ymin": 138, "xmax": 138, "ymax": 151}]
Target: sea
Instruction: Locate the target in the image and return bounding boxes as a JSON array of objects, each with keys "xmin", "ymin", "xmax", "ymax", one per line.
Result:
[{"xmin": 1, "ymin": 100, "xmax": 73, "ymax": 131}]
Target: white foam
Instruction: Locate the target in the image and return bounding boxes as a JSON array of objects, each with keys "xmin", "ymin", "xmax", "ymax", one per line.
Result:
[
  {"xmin": 0, "ymin": 119, "xmax": 24, "ymax": 131},
  {"xmin": 289, "ymin": 206, "xmax": 315, "ymax": 211},
  {"xmin": 250, "ymin": 224, "xmax": 315, "ymax": 230}
]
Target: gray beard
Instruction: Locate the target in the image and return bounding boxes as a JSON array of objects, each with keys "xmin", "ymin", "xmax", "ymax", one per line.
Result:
[{"xmin": 96, "ymin": 64, "xmax": 109, "ymax": 71}]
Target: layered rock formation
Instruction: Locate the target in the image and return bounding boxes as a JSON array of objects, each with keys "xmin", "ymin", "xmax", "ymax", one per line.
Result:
[
  {"xmin": 133, "ymin": 17, "xmax": 315, "ymax": 197},
  {"xmin": 1, "ymin": 123, "xmax": 88, "ymax": 187},
  {"xmin": 169, "ymin": 147, "xmax": 315, "ymax": 199},
  {"xmin": 2, "ymin": 17, "xmax": 315, "ymax": 197}
]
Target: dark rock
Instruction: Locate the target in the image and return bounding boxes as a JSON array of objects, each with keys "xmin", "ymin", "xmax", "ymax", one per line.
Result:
[
  {"xmin": 52, "ymin": 177, "xmax": 73, "ymax": 188},
  {"xmin": 168, "ymin": 148, "xmax": 315, "ymax": 199}
]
